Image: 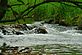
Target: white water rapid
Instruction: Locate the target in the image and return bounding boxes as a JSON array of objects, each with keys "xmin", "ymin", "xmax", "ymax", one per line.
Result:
[{"xmin": 0, "ymin": 22, "xmax": 82, "ymax": 47}]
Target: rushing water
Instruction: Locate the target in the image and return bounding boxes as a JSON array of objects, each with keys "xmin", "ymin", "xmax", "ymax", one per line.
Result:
[{"xmin": 0, "ymin": 23, "xmax": 82, "ymax": 46}]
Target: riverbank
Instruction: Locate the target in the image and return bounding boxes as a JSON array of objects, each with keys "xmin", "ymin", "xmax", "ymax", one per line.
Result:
[{"xmin": 0, "ymin": 44, "xmax": 82, "ymax": 55}]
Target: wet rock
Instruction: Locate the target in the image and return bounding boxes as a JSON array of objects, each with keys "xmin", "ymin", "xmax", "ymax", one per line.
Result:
[
  {"xmin": 19, "ymin": 47, "xmax": 32, "ymax": 53},
  {"xmin": 0, "ymin": 26, "xmax": 5, "ymax": 29},
  {"xmin": 14, "ymin": 24, "xmax": 33, "ymax": 31},
  {"xmin": 45, "ymin": 19, "xmax": 55, "ymax": 24},
  {"xmin": 1, "ymin": 28, "xmax": 10, "ymax": 35},
  {"xmin": 77, "ymin": 25, "xmax": 82, "ymax": 30},
  {"xmin": 7, "ymin": 46, "xmax": 19, "ymax": 50},
  {"xmin": 12, "ymin": 30, "xmax": 24, "ymax": 35},
  {"xmin": 14, "ymin": 24, "xmax": 23, "ymax": 30},
  {"xmin": 45, "ymin": 19, "xmax": 68, "ymax": 26},
  {"xmin": 15, "ymin": 31, "xmax": 24, "ymax": 35},
  {"xmin": 23, "ymin": 24, "xmax": 33, "ymax": 30},
  {"xmin": 58, "ymin": 20, "xmax": 68, "ymax": 26},
  {"xmin": 32, "ymin": 21, "xmax": 44, "ymax": 27},
  {"xmin": 0, "ymin": 53, "xmax": 4, "ymax": 55},
  {"xmin": 35, "ymin": 27, "xmax": 48, "ymax": 34},
  {"xmin": 0, "ymin": 22, "xmax": 48, "ymax": 34},
  {"xmin": 2, "ymin": 29, "xmax": 7, "ymax": 35}
]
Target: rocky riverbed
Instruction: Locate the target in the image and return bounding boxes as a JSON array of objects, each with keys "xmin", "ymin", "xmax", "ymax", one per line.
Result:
[
  {"xmin": 0, "ymin": 44, "xmax": 82, "ymax": 55},
  {"xmin": 0, "ymin": 22, "xmax": 82, "ymax": 55},
  {"xmin": 0, "ymin": 22, "xmax": 48, "ymax": 35}
]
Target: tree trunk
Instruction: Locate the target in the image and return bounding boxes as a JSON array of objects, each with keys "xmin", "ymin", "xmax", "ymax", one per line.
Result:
[{"xmin": 0, "ymin": 0, "xmax": 8, "ymax": 20}]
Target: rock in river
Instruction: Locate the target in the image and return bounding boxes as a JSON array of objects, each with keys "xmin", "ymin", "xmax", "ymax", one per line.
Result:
[{"xmin": 35, "ymin": 27, "xmax": 48, "ymax": 34}]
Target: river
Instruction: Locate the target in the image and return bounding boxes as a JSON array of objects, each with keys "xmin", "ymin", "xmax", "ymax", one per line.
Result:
[{"xmin": 0, "ymin": 23, "xmax": 82, "ymax": 47}]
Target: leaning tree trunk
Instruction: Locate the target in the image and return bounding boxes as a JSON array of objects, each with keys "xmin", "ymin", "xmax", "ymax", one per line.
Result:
[{"xmin": 0, "ymin": 0, "xmax": 8, "ymax": 20}]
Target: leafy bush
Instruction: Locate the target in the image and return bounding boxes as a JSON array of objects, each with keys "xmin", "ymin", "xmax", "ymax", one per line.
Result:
[{"xmin": 1, "ymin": 0, "xmax": 82, "ymax": 26}]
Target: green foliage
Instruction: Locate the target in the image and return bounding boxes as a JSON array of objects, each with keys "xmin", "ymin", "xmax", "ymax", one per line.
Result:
[
  {"xmin": 1, "ymin": 0, "xmax": 82, "ymax": 26},
  {"xmin": 17, "ymin": 0, "xmax": 25, "ymax": 4},
  {"xmin": 32, "ymin": 5, "xmax": 47, "ymax": 21}
]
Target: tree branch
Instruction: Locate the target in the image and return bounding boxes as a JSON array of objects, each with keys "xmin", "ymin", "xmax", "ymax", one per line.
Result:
[{"xmin": 0, "ymin": 0, "xmax": 82, "ymax": 23}]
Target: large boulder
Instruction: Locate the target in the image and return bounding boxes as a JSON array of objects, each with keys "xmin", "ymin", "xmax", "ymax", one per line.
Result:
[{"xmin": 35, "ymin": 27, "xmax": 48, "ymax": 34}]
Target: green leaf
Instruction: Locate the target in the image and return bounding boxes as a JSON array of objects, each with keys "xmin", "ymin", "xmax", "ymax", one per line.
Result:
[
  {"xmin": 12, "ymin": 9, "xmax": 18, "ymax": 16},
  {"xmin": 17, "ymin": 0, "xmax": 25, "ymax": 4}
]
